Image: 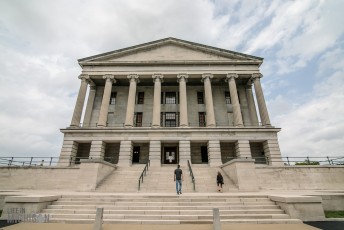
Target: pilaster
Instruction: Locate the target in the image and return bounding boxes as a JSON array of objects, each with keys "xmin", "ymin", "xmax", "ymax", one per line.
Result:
[
  {"xmin": 235, "ymin": 140, "xmax": 252, "ymax": 159},
  {"xmin": 179, "ymin": 140, "xmax": 191, "ymax": 166},
  {"xmin": 149, "ymin": 140, "xmax": 161, "ymax": 166},
  {"xmin": 207, "ymin": 140, "xmax": 222, "ymax": 166},
  {"xmin": 118, "ymin": 140, "xmax": 133, "ymax": 166},
  {"xmin": 89, "ymin": 140, "xmax": 106, "ymax": 160}
]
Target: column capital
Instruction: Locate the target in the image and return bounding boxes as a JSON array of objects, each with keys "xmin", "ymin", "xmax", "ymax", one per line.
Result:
[
  {"xmin": 251, "ymin": 73, "xmax": 262, "ymax": 80},
  {"xmin": 78, "ymin": 74, "xmax": 90, "ymax": 81},
  {"xmin": 127, "ymin": 74, "xmax": 140, "ymax": 83},
  {"xmin": 177, "ymin": 73, "xmax": 188, "ymax": 82},
  {"xmin": 152, "ymin": 73, "xmax": 163, "ymax": 82},
  {"xmin": 201, "ymin": 73, "xmax": 213, "ymax": 82},
  {"xmin": 103, "ymin": 74, "xmax": 116, "ymax": 83},
  {"xmin": 225, "ymin": 73, "xmax": 238, "ymax": 82}
]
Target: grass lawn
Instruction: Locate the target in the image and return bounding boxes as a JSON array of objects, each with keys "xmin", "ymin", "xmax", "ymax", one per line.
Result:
[{"xmin": 325, "ymin": 211, "xmax": 344, "ymax": 218}]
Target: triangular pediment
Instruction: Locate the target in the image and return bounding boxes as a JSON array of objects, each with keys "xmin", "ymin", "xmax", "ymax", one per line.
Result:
[{"xmin": 79, "ymin": 37, "xmax": 263, "ymax": 66}]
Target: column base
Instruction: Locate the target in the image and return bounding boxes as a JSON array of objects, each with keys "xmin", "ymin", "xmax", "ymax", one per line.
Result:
[{"xmin": 124, "ymin": 124, "xmax": 133, "ymax": 128}]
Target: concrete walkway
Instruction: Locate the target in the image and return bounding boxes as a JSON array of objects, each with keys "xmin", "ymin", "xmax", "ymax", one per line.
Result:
[{"xmin": 2, "ymin": 223, "xmax": 320, "ymax": 230}]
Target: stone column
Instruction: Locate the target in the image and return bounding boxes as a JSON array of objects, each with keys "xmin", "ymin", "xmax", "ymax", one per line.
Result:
[
  {"xmin": 89, "ymin": 140, "xmax": 106, "ymax": 160},
  {"xmin": 149, "ymin": 140, "xmax": 161, "ymax": 166},
  {"xmin": 97, "ymin": 75, "xmax": 115, "ymax": 127},
  {"xmin": 226, "ymin": 73, "xmax": 243, "ymax": 127},
  {"xmin": 202, "ymin": 73, "xmax": 216, "ymax": 127},
  {"xmin": 152, "ymin": 74, "xmax": 163, "ymax": 128},
  {"xmin": 235, "ymin": 140, "xmax": 252, "ymax": 159},
  {"xmin": 125, "ymin": 74, "xmax": 139, "ymax": 127},
  {"xmin": 70, "ymin": 74, "xmax": 90, "ymax": 127},
  {"xmin": 118, "ymin": 140, "xmax": 133, "ymax": 166},
  {"xmin": 179, "ymin": 140, "xmax": 191, "ymax": 166},
  {"xmin": 246, "ymin": 81, "xmax": 259, "ymax": 126},
  {"xmin": 251, "ymin": 73, "xmax": 271, "ymax": 126},
  {"xmin": 177, "ymin": 74, "xmax": 188, "ymax": 127},
  {"xmin": 83, "ymin": 82, "xmax": 96, "ymax": 127},
  {"xmin": 208, "ymin": 140, "xmax": 222, "ymax": 166}
]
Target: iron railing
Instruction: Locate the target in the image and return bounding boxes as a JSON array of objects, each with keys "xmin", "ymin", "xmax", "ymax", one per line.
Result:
[
  {"xmin": 187, "ymin": 160, "xmax": 196, "ymax": 191},
  {"xmin": 0, "ymin": 155, "xmax": 343, "ymax": 168},
  {"xmin": 0, "ymin": 156, "xmax": 117, "ymax": 167},
  {"xmin": 138, "ymin": 160, "xmax": 150, "ymax": 191}
]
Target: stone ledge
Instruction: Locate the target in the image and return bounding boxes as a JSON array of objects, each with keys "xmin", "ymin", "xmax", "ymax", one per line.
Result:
[
  {"xmin": 80, "ymin": 159, "xmax": 116, "ymax": 168},
  {"xmin": 5, "ymin": 195, "xmax": 60, "ymax": 203},
  {"xmin": 221, "ymin": 158, "xmax": 255, "ymax": 167},
  {"xmin": 269, "ymin": 195, "xmax": 322, "ymax": 203}
]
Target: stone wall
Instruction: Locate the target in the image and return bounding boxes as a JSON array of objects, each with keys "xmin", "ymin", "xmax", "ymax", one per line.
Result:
[
  {"xmin": 0, "ymin": 160, "xmax": 116, "ymax": 191},
  {"xmin": 0, "ymin": 167, "xmax": 79, "ymax": 190},
  {"xmin": 256, "ymin": 166, "xmax": 344, "ymax": 190}
]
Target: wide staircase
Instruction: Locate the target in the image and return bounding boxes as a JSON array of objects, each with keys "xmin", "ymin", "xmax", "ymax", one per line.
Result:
[
  {"xmin": 191, "ymin": 164, "xmax": 238, "ymax": 192},
  {"xmin": 42, "ymin": 194, "xmax": 302, "ymax": 224},
  {"xmin": 96, "ymin": 165, "xmax": 146, "ymax": 192},
  {"xmin": 138, "ymin": 165, "xmax": 194, "ymax": 193}
]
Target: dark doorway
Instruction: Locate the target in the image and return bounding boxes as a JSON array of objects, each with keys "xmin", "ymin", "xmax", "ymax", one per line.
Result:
[
  {"xmin": 132, "ymin": 146, "xmax": 140, "ymax": 163},
  {"xmin": 164, "ymin": 147, "xmax": 177, "ymax": 164},
  {"xmin": 201, "ymin": 146, "xmax": 208, "ymax": 163}
]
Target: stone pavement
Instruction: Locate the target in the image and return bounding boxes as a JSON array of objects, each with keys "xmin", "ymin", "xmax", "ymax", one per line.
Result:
[{"xmin": 1, "ymin": 223, "xmax": 320, "ymax": 230}]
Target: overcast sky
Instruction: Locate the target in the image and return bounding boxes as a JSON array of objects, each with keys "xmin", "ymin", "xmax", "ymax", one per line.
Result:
[{"xmin": 0, "ymin": 0, "xmax": 343, "ymax": 160}]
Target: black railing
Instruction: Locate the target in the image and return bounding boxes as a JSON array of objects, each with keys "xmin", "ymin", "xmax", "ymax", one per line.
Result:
[
  {"xmin": 187, "ymin": 160, "xmax": 196, "ymax": 191},
  {"xmin": 0, "ymin": 156, "xmax": 117, "ymax": 167},
  {"xmin": 138, "ymin": 160, "xmax": 150, "ymax": 191}
]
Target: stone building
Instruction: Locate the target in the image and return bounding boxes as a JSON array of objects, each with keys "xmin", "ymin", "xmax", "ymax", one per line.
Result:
[{"xmin": 58, "ymin": 37, "xmax": 282, "ymax": 167}]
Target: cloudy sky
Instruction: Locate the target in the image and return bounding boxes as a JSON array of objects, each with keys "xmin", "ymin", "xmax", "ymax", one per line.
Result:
[{"xmin": 0, "ymin": 0, "xmax": 343, "ymax": 161}]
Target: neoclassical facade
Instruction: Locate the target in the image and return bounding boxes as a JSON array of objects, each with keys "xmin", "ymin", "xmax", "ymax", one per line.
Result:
[{"xmin": 59, "ymin": 37, "xmax": 282, "ymax": 167}]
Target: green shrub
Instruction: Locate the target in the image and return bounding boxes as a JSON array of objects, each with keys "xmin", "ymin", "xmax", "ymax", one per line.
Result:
[
  {"xmin": 295, "ymin": 160, "xmax": 320, "ymax": 165},
  {"xmin": 325, "ymin": 211, "xmax": 344, "ymax": 218}
]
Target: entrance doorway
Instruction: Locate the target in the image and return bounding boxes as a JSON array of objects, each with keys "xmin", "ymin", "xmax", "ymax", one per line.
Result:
[
  {"xmin": 132, "ymin": 146, "xmax": 140, "ymax": 163},
  {"xmin": 201, "ymin": 146, "xmax": 208, "ymax": 163},
  {"xmin": 164, "ymin": 147, "xmax": 178, "ymax": 164}
]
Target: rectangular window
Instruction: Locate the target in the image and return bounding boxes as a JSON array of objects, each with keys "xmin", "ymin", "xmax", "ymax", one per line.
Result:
[
  {"xmin": 165, "ymin": 92, "xmax": 176, "ymax": 104},
  {"xmin": 165, "ymin": 112, "xmax": 176, "ymax": 127},
  {"xmin": 199, "ymin": 112, "xmax": 206, "ymax": 127},
  {"xmin": 225, "ymin": 92, "xmax": 231, "ymax": 104},
  {"xmin": 197, "ymin": 92, "xmax": 204, "ymax": 104},
  {"xmin": 161, "ymin": 92, "xmax": 164, "ymax": 104},
  {"xmin": 110, "ymin": 92, "xmax": 117, "ymax": 104},
  {"xmin": 137, "ymin": 92, "xmax": 144, "ymax": 104},
  {"xmin": 135, "ymin": 112, "xmax": 142, "ymax": 127}
]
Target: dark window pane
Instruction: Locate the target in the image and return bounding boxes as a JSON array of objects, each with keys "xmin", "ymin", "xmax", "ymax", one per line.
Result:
[
  {"xmin": 110, "ymin": 92, "xmax": 117, "ymax": 104},
  {"xmin": 165, "ymin": 112, "xmax": 176, "ymax": 127},
  {"xmin": 165, "ymin": 92, "xmax": 176, "ymax": 104},
  {"xmin": 199, "ymin": 112, "xmax": 206, "ymax": 127},
  {"xmin": 225, "ymin": 92, "xmax": 231, "ymax": 104},
  {"xmin": 197, "ymin": 92, "xmax": 204, "ymax": 104},
  {"xmin": 135, "ymin": 112, "xmax": 142, "ymax": 127},
  {"xmin": 137, "ymin": 92, "xmax": 144, "ymax": 104}
]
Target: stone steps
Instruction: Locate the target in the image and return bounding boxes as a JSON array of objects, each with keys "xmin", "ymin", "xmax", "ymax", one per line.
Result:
[
  {"xmin": 96, "ymin": 165, "xmax": 146, "ymax": 192},
  {"xmin": 41, "ymin": 194, "xmax": 302, "ymax": 224}
]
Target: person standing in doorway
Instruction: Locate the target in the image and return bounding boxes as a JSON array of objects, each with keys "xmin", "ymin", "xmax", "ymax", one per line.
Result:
[
  {"xmin": 217, "ymin": 171, "xmax": 224, "ymax": 192},
  {"xmin": 174, "ymin": 165, "xmax": 183, "ymax": 195}
]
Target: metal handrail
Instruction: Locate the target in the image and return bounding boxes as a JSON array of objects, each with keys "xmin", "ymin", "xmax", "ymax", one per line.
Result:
[
  {"xmin": 138, "ymin": 160, "xmax": 150, "ymax": 191},
  {"xmin": 187, "ymin": 160, "xmax": 196, "ymax": 191}
]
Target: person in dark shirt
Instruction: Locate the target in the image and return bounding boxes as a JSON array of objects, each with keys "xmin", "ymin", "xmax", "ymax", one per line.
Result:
[
  {"xmin": 217, "ymin": 171, "xmax": 224, "ymax": 192},
  {"xmin": 174, "ymin": 164, "xmax": 183, "ymax": 195}
]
